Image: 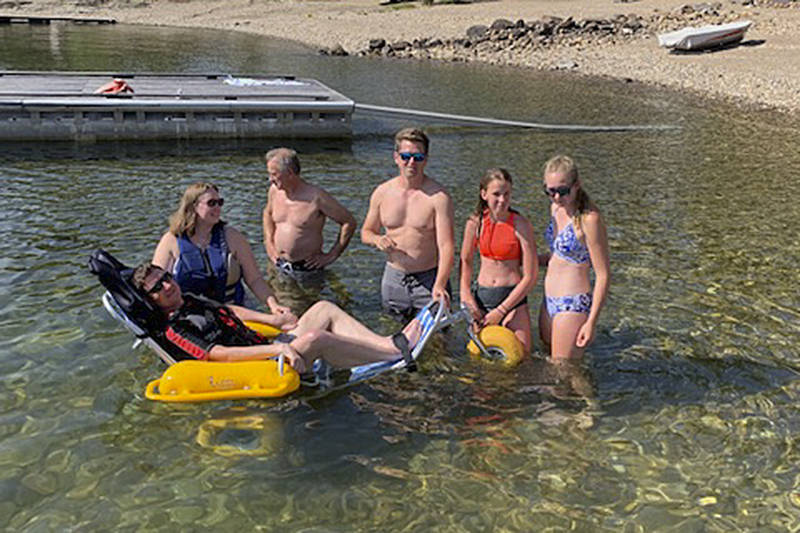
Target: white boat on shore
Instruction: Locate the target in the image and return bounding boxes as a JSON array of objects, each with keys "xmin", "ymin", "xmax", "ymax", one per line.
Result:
[{"xmin": 658, "ymin": 20, "xmax": 752, "ymax": 51}]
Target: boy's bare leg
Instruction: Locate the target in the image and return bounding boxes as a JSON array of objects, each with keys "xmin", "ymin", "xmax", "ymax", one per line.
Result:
[{"xmin": 289, "ymin": 308, "xmax": 424, "ymax": 369}]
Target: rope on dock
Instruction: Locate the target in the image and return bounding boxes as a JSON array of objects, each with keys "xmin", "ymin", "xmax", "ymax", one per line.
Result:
[{"xmin": 354, "ymin": 103, "xmax": 679, "ymax": 133}]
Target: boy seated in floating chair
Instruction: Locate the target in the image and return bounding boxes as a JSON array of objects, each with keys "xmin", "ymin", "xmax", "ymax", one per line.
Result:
[{"xmin": 90, "ymin": 249, "xmax": 437, "ymax": 374}]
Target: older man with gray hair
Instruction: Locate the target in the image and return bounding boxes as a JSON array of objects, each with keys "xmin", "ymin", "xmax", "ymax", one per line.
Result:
[{"xmin": 262, "ymin": 147, "xmax": 356, "ymax": 280}]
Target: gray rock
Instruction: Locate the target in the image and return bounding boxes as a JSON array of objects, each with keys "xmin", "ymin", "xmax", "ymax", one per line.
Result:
[
  {"xmin": 389, "ymin": 40, "xmax": 410, "ymax": 51},
  {"xmin": 490, "ymin": 29, "xmax": 510, "ymax": 41},
  {"xmin": 556, "ymin": 17, "xmax": 577, "ymax": 33},
  {"xmin": 511, "ymin": 28, "xmax": 528, "ymax": 40},
  {"xmin": 692, "ymin": 2, "xmax": 720, "ymax": 14},
  {"xmin": 466, "ymin": 24, "xmax": 488, "ymax": 41},
  {"xmin": 490, "ymin": 18, "xmax": 515, "ymax": 31},
  {"xmin": 369, "ymin": 38, "xmax": 386, "ymax": 51}
]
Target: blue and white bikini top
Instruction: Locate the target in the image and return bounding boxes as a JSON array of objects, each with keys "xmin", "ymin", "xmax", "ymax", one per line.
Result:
[{"xmin": 545, "ymin": 218, "xmax": 590, "ymax": 264}]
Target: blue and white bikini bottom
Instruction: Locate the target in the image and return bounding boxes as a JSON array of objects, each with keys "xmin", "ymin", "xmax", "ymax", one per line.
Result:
[{"xmin": 545, "ymin": 292, "xmax": 592, "ymax": 318}]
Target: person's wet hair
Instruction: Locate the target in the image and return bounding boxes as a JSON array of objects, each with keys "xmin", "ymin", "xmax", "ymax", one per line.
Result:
[{"xmin": 394, "ymin": 127, "xmax": 429, "ymax": 155}]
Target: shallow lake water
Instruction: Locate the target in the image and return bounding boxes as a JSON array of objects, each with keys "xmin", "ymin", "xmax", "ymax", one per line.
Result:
[{"xmin": 1, "ymin": 22, "xmax": 800, "ymax": 531}]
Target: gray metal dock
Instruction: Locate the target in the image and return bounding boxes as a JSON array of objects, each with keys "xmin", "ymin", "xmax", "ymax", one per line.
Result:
[{"xmin": 0, "ymin": 71, "xmax": 354, "ymax": 141}]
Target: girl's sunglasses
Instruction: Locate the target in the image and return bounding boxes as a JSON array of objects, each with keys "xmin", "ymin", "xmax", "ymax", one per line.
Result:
[
  {"xmin": 205, "ymin": 198, "xmax": 225, "ymax": 207},
  {"xmin": 147, "ymin": 271, "xmax": 173, "ymax": 294},
  {"xmin": 398, "ymin": 152, "xmax": 426, "ymax": 162},
  {"xmin": 543, "ymin": 184, "xmax": 574, "ymax": 197}
]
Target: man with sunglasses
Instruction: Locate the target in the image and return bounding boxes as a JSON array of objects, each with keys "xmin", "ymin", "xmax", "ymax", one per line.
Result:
[
  {"xmin": 362, "ymin": 128, "xmax": 455, "ymax": 316},
  {"xmin": 263, "ymin": 147, "xmax": 356, "ymax": 281},
  {"xmin": 132, "ymin": 263, "xmax": 424, "ymax": 372}
]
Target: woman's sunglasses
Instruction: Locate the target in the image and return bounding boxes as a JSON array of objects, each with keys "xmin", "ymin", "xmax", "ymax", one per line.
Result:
[
  {"xmin": 147, "ymin": 271, "xmax": 173, "ymax": 294},
  {"xmin": 205, "ymin": 198, "xmax": 225, "ymax": 207},
  {"xmin": 398, "ymin": 152, "xmax": 426, "ymax": 162},
  {"xmin": 543, "ymin": 184, "xmax": 574, "ymax": 198}
]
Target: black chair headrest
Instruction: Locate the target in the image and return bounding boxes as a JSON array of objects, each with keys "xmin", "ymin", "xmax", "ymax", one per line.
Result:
[{"xmin": 88, "ymin": 249, "xmax": 165, "ymax": 334}]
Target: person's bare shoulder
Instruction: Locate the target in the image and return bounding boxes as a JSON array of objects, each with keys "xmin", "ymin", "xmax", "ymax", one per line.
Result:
[
  {"xmin": 224, "ymin": 224, "xmax": 246, "ymax": 244},
  {"xmin": 583, "ymin": 209, "xmax": 603, "ymax": 227},
  {"xmin": 369, "ymin": 176, "xmax": 397, "ymax": 199},
  {"xmin": 513, "ymin": 212, "xmax": 535, "ymax": 239},
  {"xmin": 304, "ymin": 181, "xmax": 331, "ymax": 202},
  {"xmin": 422, "ymin": 175, "xmax": 450, "ymax": 197}
]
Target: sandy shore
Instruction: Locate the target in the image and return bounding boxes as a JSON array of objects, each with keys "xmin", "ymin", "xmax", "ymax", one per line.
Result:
[{"xmin": 4, "ymin": 0, "xmax": 799, "ymax": 114}]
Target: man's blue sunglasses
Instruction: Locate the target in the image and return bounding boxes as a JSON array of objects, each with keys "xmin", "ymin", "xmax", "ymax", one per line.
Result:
[{"xmin": 398, "ymin": 152, "xmax": 426, "ymax": 162}]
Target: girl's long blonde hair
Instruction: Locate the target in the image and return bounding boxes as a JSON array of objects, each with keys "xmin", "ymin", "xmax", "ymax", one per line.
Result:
[
  {"xmin": 168, "ymin": 182, "xmax": 221, "ymax": 236},
  {"xmin": 544, "ymin": 155, "xmax": 592, "ymax": 232}
]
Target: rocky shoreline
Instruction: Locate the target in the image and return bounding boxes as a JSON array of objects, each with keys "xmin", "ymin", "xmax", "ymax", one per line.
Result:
[{"xmin": 325, "ymin": 3, "xmax": 740, "ymax": 62}]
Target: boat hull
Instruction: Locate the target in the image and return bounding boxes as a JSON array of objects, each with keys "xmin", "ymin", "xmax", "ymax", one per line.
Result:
[{"xmin": 658, "ymin": 20, "xmax": 752, "ymax": 51}]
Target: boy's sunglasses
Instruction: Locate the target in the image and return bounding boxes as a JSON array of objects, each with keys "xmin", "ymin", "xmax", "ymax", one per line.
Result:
[
  {"xmin": 398, "ymin": 152, "xmax": 426, "ymax": 162},
  {"xmin": 147, "ymin": 271, "xmax": 173, "ymax": 294},
  {"xmin": 205, "ymin": 198, "xmax": 225, "ymax": 207},
  {"xmin": 543, "ymin": 184, "xmax": 574, "ymax": 198}
]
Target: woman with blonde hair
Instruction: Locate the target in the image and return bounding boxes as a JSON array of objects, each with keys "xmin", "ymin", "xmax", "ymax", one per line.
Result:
[
  {"xmin": 460, "ymin": 168, "xmax": 538, "ymax": 355},
  {"xmin": 153, "ymin": 182, "xmax": 296, "ymax": 327},
  {"xmin": 539, "ymin": 155, "xmax": 610, "ymax": 359}
]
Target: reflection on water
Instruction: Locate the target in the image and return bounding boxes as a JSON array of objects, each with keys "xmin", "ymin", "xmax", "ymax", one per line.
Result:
[{"xmin": 1, "ymin": 22, "xmax": 800, "ymax": 531}]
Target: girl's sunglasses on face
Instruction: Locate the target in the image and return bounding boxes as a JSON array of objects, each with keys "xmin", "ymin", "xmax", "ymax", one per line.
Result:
[
  {"xmin": 205, "ymin": 198, "xmax": 225, "ymax": 207},
  {"xmin": 543, "ymin": 183, "xmax": 573, "ymax": 198}
]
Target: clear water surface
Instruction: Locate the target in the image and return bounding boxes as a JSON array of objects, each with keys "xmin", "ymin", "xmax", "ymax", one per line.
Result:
[{"xmin": 1, "ymin": 22, "xmax": 800, "ymax": 531}]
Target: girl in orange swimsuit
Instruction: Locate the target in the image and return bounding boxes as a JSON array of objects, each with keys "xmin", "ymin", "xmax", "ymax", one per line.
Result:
[{"xmin": 459, "ymin": 168, "xmax": 539, "ymax": 356}]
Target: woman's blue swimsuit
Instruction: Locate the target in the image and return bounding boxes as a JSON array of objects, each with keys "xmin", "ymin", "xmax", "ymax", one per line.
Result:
[{"xmin": 544, "ymin": 218, "xmax": 592, "ymax": 317}]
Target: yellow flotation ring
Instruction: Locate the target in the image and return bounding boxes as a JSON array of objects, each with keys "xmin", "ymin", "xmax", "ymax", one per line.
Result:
[
  {"xmin": 145, "ymin": 359, "xmax": 300, "ymax": 402},
  {"xmin": 196, "ymin": 414, "xmax": 283, "ymax": 456},
  {"xmin": 466, "ymin": 325, "xmax": 525, "ymax": 367}
]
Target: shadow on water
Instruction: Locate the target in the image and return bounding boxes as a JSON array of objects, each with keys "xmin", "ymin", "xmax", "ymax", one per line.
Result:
[{"xmin": 0, "ymin": 138, "xmax": 355, "ymax": 163}]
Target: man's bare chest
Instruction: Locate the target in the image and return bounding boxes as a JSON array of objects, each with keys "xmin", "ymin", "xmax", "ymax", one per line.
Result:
[
  {"xmin": 380, "ymin": 195, "xmax": 435, "ymax": 231},
  {"xmin": 272, "ymin": 197, "xmax": 323, "ymax": 227}
]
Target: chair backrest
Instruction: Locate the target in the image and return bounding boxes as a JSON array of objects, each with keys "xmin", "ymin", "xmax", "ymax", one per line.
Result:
[{"xmin": 88, "ymin": 249, "xmax": 166, "ymax": 335}]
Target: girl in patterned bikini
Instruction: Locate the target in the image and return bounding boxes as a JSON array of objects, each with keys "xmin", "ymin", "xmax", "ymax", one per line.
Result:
[
  {"xmin": 538, "ymin": 155, "xmax": 610, "ymax": 359},
  {"xmin": 460, "ymin": 168, "xmax": 538, "ymax": 356}
]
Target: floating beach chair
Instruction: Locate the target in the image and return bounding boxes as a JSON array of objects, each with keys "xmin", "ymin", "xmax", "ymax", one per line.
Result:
[{"xmin": 88, "ymin": 249, "xmax": 452, "ymax": 402}]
